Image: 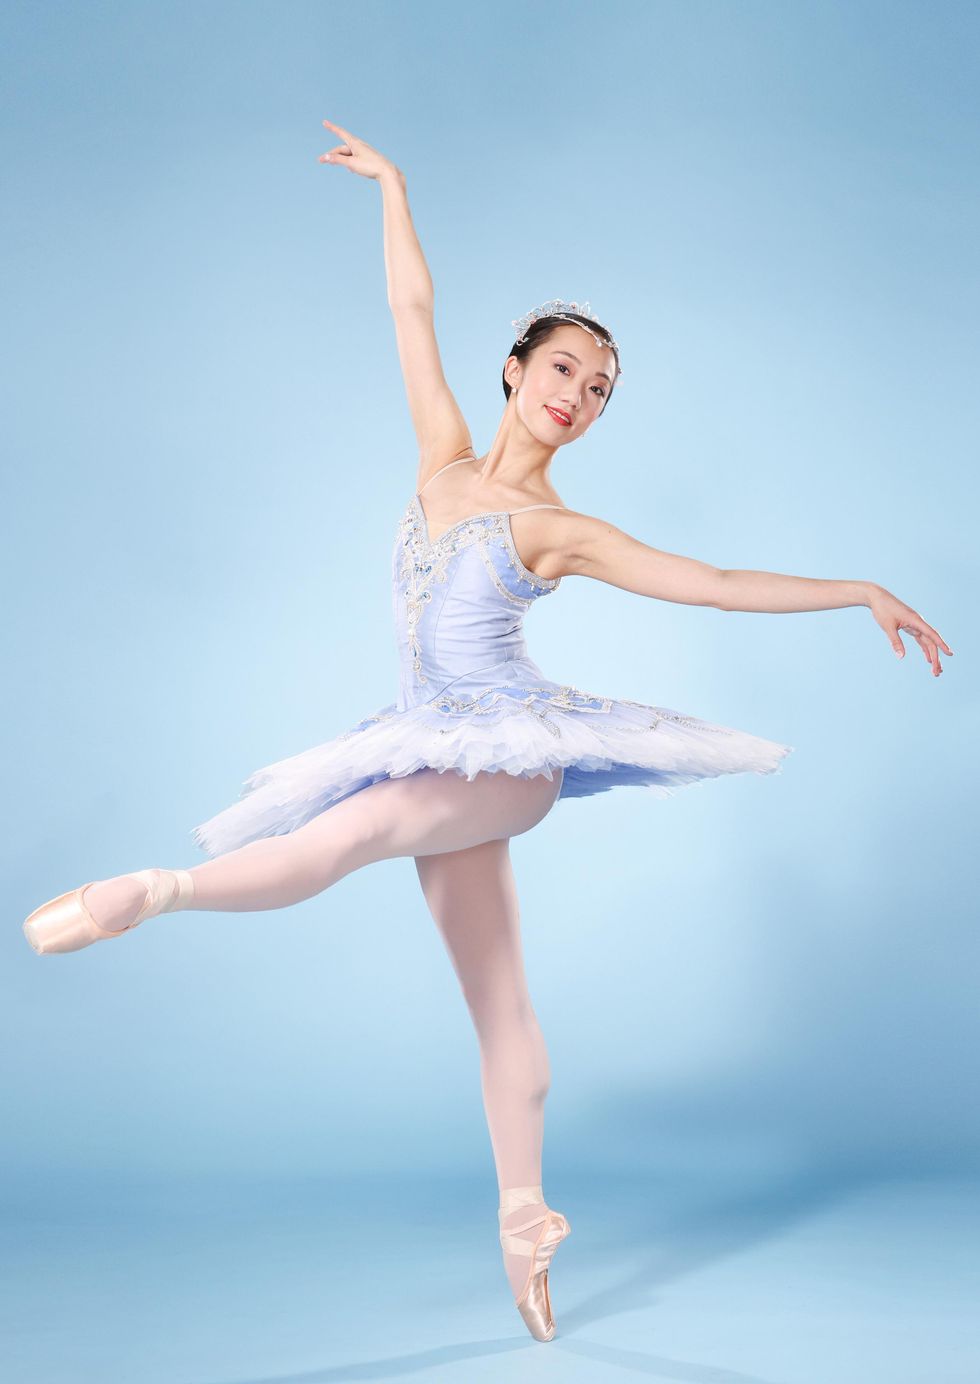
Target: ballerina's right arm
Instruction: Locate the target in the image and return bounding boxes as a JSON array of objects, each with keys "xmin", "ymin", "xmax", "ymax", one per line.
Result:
[{"xmin": 319, "ymin": 118, "xmax": 475, "ymax": 492}]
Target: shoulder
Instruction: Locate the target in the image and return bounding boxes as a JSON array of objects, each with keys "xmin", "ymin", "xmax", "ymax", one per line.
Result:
[{"xmin": 512, "ymin": 507, "xmax": 624, "ymax": 582}]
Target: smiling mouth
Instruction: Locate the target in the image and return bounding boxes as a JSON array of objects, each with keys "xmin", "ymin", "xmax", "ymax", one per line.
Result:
[{"xmin": 545, "ymin": 406, "xmax": 572, "ymax": 426}]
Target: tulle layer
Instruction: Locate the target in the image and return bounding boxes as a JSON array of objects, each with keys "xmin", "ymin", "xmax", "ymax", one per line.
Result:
[{"xmin": 190, "ymin": 682, "xmax": 794, "ymax": 857}]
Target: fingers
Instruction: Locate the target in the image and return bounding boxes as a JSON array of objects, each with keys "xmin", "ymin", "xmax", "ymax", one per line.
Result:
[
  {"xmin": 909, "ymin": 614, "xmax": 953, "ymax": 658},
  {"xmin": 908, "ymin": 626, "xmax": 941, "ymax": 676},
  {"xmin": 918, "ymin": 634, "xmax": 941, "ymax": 676},
  {"xmin": 896, "ymin": 622, "xmax": 944, "ymax": 676},
  {"xmin": 322, "ymin": 117, "xmax": 355, "ymax": 147},
  {"xmin": 318, "ymin": 143, "xmax": 349, "ymax": 164},
  {"xmin": 889, "ymin": 604, "xmax": 954, "ymax": 677}
]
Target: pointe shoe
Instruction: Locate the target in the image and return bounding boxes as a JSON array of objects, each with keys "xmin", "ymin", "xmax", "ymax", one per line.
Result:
[
  {"xmin": 498, "ymin": 1184, "xmax": 571, "ymax": 1342},
  {"xmin": 23, "ymin": 868, "xmax": 195, "ymax": 955}
]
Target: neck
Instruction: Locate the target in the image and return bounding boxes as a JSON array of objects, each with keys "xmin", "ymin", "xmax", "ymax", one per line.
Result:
[{"xmin": 477, "ymin": 399, "xmax": 558, "ymax": 491}]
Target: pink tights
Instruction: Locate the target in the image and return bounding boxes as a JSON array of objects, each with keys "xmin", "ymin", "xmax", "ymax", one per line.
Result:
[{"xmin": 83, "ymin": 766, "xmax": 565, "ymax": 1298}]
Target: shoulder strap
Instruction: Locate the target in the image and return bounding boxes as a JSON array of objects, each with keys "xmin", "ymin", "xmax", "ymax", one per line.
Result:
[
  {"xmin": 418, "ymin": 460, "xmax": 566, "ymax": 515},
  {"xmin": 417, "ymin": 456, "xmax": 477, "ymax": 495}
]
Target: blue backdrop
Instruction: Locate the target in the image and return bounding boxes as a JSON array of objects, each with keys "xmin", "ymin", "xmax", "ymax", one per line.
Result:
[{"xmin": 4, "ymin": 0, "xmax": 976, "ymax": 1204}]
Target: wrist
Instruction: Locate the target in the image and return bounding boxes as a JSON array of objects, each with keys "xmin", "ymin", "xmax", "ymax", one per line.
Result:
[
  {"xmin": 857, "ymin": 580, "xmax": 880, "ymax": 608},
  {"xmin": 378, "ymin": 165, "xmax": 406, "ymax": 191}
]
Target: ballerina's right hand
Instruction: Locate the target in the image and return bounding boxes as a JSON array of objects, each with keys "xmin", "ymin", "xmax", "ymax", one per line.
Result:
[{"xmin": 318, "ymin": 118, "xmax": 401, "ymax": 182}]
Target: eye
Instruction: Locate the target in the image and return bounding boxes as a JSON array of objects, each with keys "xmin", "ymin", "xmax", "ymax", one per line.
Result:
[{"xmin": 550, "ymin": 359, "xmax": 603, "ymax": 398}]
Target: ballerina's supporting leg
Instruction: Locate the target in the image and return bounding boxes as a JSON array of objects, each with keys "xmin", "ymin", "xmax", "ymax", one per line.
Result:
[
  {"xmin": 414, "ymin": 835, "xmax": 559, "ymax": 1303},
  {"xmin": 79, "ymin": 765, "xmax": 564, "ymax": 926}
]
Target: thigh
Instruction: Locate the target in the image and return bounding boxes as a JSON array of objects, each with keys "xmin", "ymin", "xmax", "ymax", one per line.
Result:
[
  {"xmin": 345, "ymin": 764, "xmax": 564, "ymax": 861},
  {"xmin": 415, "ymin": 837, "xmax": 533, "ymax": 1013}
]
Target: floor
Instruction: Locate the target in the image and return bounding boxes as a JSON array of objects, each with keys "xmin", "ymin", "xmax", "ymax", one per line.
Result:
[{"xmin": 1, "ymin": 1170, "xmax": 976, "ymax": 1383}]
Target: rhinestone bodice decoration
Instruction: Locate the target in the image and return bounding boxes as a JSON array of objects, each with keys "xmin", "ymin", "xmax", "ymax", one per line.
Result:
[{"xmin": 392, "ymin": 494, "xmax": 561, "ymax": 712}]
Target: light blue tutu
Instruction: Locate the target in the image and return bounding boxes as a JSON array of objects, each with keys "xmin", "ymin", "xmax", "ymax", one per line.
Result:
[{"xmin": 191, "ymin": 476, "xmax": 793, "ymax": 858}]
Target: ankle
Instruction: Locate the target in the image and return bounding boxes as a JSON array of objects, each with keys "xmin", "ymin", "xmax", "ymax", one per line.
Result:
[
  {"xmin": 164, "ymin": 869, "xmax": 196, "ymax": 913},
  {"xmin": 82, "ymin": 868, "xmax": 196, "ymax": 933},
  {"xmin": 498, "ymin": 1183, "xmax": 545, "ymax": 1213}
]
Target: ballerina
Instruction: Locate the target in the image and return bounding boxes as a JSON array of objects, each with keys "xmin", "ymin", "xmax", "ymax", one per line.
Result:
[{"xmin": 23, "ymin": 117, "xmax": 952, "ymax": 1343}]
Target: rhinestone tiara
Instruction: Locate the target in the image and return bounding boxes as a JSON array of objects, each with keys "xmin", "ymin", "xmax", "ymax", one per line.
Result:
[{"xmin": 511, "ymin": 299, "xmax": 621, "ymax": 379}]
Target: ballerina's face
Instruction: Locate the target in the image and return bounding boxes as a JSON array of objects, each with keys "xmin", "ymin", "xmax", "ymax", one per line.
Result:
[{"xmin": 509, "ymin": 323, "xmax": 617, "ymax": 443}]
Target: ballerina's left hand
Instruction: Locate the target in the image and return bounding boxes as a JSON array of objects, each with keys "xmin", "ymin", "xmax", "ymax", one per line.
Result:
[{"xmin": 868, "ymin": 586, "xmax": 953, "ymax": 676}]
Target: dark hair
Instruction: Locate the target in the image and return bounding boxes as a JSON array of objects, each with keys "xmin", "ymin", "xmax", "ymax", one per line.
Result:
[{"xmin": 501, "ymin": 312, "xmax": 621, "ymax": 414}]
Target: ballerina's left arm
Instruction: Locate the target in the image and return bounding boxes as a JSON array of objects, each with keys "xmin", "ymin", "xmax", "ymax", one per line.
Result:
[{"xmin": 557, "ymin": 513, "xmax": 954, "ymax": 678}]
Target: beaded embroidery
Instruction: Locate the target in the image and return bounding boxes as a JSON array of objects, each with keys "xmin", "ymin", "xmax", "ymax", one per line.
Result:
[
  {"xmin": 336, "ymin": 685, "xmax": 740, "ymax": 743},
  {"xmin": 616, "ymin": 699, "xmax": 738, "ymax": 735},
  {"xmin": 477, "ymin": 541, "xmax": 533, "ymax": 608},
  {"xmin": 410, "ymin": 495, "xmax": 560, "ymax": 590},
  {"xmin": 394, "ymin": 497, "xmax": 558, "ymax": 686}
]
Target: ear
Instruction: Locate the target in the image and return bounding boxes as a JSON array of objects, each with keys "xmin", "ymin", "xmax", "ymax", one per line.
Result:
[{"xmin": 504, "ymin": 354, "xmax": 523, "ymax": 393}]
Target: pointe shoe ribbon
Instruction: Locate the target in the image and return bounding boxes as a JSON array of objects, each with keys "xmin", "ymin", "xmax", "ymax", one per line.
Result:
[
  {"xmin": 23, "ymin": 868, "xmax": 195, "ymax": 955},
  {"xmin": 498, "ymin": 1184, "xmax": 571, "ymax": 1342}
]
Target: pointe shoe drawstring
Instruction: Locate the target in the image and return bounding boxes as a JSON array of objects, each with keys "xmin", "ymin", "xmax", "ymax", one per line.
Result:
[
  {"xmin": 498, "ymin": 1184, "xmax": 571, "ymax": 1342},
  {"xmin": 23, "ymin": 868, "xmax": 195, "ymax": 955}
]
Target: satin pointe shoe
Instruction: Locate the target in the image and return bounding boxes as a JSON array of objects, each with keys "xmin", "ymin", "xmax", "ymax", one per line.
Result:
[
  {"xmin": 498, "ymin": 1184, "xmax": 572, "ymax": 1342},
  {"xmin": 23, "ymin": 868, "xmax": 195, "ymax": 955}
]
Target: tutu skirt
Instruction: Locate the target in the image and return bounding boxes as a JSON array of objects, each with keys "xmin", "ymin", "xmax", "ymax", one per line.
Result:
[{"xmin": 191, "ymin": 677, "xmax": 793, "ymax": 858}]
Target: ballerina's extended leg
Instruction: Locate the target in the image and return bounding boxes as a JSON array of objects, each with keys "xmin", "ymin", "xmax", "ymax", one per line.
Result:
[{"xmin": 23, "ymin": 766, "xmax": 563, "ymax": 951}]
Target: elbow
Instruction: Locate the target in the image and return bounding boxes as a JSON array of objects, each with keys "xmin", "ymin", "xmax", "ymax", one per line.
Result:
[
  {"xmin": 389, "ymin": 295, "xmax": 435, "ymax": 315},
  {"xmin": 710, "ymin": 569, "xmax": 731, "ymax": 611}
]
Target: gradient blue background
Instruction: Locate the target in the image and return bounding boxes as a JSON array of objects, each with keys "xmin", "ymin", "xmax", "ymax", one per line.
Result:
[{"xmin": 3, "ymin": 2, "xmax": 977, "ymax": 1381}]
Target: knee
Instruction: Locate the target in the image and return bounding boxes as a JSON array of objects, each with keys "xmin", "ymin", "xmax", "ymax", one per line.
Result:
[{"xmin": 294, "ymin": 791, "xmax": 381, "ymax": 858}]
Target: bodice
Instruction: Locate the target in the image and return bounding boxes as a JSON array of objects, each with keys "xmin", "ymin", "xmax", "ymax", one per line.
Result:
[{"xmin": 392, "ymin": 495, "xmax": 561, "ymax": 711}]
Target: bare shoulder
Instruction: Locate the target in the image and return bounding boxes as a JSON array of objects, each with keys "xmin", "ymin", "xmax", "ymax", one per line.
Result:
[
  {"xmin": 523, "ymin": 507, "xmax": 625, "ymax": 580},
  {"xmin": 511, "ymin": 506, "xmax": 615, "ymax": 584}
]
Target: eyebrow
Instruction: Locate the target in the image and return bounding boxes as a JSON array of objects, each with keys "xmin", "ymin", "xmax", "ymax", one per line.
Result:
[{"xmin": 551, "ymin": 349, "xmax": 613, "ymax": 386}]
